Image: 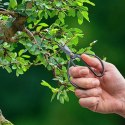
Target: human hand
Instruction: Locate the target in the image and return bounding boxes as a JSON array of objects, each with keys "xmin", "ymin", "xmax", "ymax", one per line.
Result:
[{"xmin": 69, "ymin": 54, "xmax": 125, "ymax": 117}]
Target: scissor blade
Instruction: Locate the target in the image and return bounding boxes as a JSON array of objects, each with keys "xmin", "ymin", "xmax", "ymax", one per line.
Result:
[{"xmin": 58, "ymin": 44, "xmax": 72, "ymax": 56}]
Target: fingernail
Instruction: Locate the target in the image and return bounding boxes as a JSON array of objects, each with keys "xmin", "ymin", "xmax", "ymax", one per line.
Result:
[{"xmin": 81, "ymin": 54, "xmax": 90, "ymax": 58}]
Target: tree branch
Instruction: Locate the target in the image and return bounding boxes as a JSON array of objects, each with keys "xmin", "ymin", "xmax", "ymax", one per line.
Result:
[
  {"xmin": 0, "ymin": 10, "xmax": 27, "ymax": 42},
  {"xmin": 0, "ymin": 8, "xmax": 18, "ymax": 17},
  {"xmin": 23, "ymin": 28, "xmax": 38, "ymax": 44}
]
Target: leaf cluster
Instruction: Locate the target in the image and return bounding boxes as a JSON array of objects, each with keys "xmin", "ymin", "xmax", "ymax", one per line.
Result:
[{"xmin": 0, "ymin": 0, "xmax": 95, "ymax": 104}]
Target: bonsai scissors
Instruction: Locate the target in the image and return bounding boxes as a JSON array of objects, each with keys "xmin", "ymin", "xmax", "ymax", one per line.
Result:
[{"xmin": 58, "ymin": 43, "xmax": 105, "ymax": 88}]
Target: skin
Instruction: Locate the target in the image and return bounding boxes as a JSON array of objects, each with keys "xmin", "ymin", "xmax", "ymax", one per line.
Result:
[{"xmin": 69, "ymin": 54, "xmax": 125, "ymax": 117}]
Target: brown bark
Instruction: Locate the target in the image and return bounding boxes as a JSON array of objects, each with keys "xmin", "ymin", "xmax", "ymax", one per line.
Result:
[{"xmin": 0, "ymin": 9, "xmax": 27, "ymax": 42}]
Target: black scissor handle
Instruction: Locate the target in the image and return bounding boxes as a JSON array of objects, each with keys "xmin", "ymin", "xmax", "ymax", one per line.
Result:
[{"xmin": 67, "ymin": 53, "xmax": 105, "ymax": 88}]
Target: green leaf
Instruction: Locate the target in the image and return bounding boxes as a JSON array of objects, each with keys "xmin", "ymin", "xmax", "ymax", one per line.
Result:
[
  {"xmin": 84, "ymin": 0, "xmax": 95, "ymax": 6},
  {"xmin": 51, "ymin": 93, "xmax": 56, "ymax": 102},
  {"xmin": 22, "ymin": 55, "xmax": 30, "ymax": 58},
  {"xmin": 71, "ymin": 37, "xmax": 79, "ymax": 46},
  {"xmin": 36, "ymin": 23, "xmax": 48, "ymax": 32},
  {"xmin": 81, "ymin": 11, "xmax": 90, "ymax": 22},
  {"xmin": 41, "ymin": 80, "xmax": 58, "ymax": 93},
  {"xmin": 16, "ymin": 68, "xmax": 24, "ymax": 75},
  {"xmin": 58, "ymin": 12, "xmax": 65, "ymax": 24},
  {"xmin": 90, "ymin": 40, "xmax": 97, "ymax": 47},
  {"xmin": 12, "ymin": 64, "xmax": 17, "ymax": 70},
  {"xmin": 4, "ymin": 66, "xmax": 12, "ymax": 73},
  {"xmin": 59, "ymin": 96, "xmax": 64, "ymax": 104},
  {"xmin": 18, "ymin": 49, "xmax": 26, "ymax": 56},
  {"xmin": 77, "ymin": 1, "xmax": 83, "ymax": 6},
  {"xmin": 68, "ymin": 8, "xmax": 75, "ymax": 17},
  {"xmin": 3, "ymin": 42, "xmax": 10, "ymax": 49},
  {"xmin": 55, "ymin": 1, "xmax": 62, "ymax": 7},
  {"xmin": 9, "ymin": 0, "xmax": 17, "ymax": 9},
  {"xmin": 63, "ymin": 90, "xmax": 69, "ymax": 102},
  {"xmin": 77, "ymin": 11, "xmax": 83, "ymax": 25}
]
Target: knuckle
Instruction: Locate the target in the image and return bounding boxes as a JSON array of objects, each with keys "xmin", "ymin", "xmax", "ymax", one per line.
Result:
[
  {"xmin": 84, "ymin": 79, "xmax": 97, "ymax": 88},
  {"xmin": 93, "ymin": 88, "xmax": 102, "ymax": 96},
  {"xmin": 84, "ymin": 81, "xmax": 91, "ymax": 88},
  {"xmin": 107, "ymin": 63, "xmax": 116, "ymax": 68},
  {"xmin": 75, "ymin": 89, "xmax": 82, "ymax": 97},
  {"xmin": 92, "ymin": 79, "xmax": 100, "ymax": 86},
  {"xmin": 98, "ymin": 87, "xmax": 102, "ymax": 94},
  {"xmin": 92, "ymin": 89, "xmax": 98, "ymax": 96},
  {"xmin": 91, "ymin": 97, "xmax": 98, "ymax": 105}
]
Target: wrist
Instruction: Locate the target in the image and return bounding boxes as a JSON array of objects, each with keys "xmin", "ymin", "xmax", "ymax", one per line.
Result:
[{"xmin": 116, "ymin": 99, "xmax": 125, "ymax": 118}]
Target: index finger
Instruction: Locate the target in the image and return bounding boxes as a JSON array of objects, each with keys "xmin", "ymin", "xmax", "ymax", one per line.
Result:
[{"xmin": 69, "ymin": 66, "xmax": 89, "ymax": 78}]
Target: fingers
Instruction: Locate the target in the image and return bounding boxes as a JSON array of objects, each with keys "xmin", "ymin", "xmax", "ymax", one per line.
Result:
[
  {"xmin": 75, "ymin": 87, "xmax": 102, "ymax": 98},
  {"xmin": 69, "ymin": 54, "xmax": 104, "ymax": 79},
  {"xmin": 72, "ymin": 78, "xmax": 100, "ymax": 89},
  {"xmin": 81, "ymin": 54, "xmax": 103, "ymax": 71},
  {"xmin": 69, "ymin": 66, "xmax": 90, "ymax": 78},
  {"xmin": 79, "ymin": 97, "xmax": 99, "ymax": 109}
]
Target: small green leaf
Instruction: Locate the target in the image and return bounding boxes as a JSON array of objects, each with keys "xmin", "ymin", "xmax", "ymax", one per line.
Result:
[
  {"xmin": 59, "ymin": 85, "xmax": 64, "ymax": 91},
  {"xmin": 55, "ymin": 1, "xmax": 62, "ymax": 7},
  {"xmin": 84, "ymin": 0, "xmax": 95, "ymax": 6},
  {"xmin": 63, "ymin": 90, "xmax": 69, "ymax": 102},
  {"xmin": 4, "ymin": 66, "xmax": 12, "ymax": 73},
  {"xmin": 59, "ymin": 96, "xmax": 64, "ymax": 104},
  {"xmin": 41, "ymin": 80, "xmax": 58, "ymax": 93},
  {"xmin": 90, "ymin": 40, "xmax": 97, "ymax": 47},
  {"xmin": 77, "ymin": 11, "xmax": 83, "ymax": 25},
  {"xmin": 51, "ymin": 93, "xmax": 57, "ymax": 102},
  {"xmin": 18, "ymin": 49, "xmax": 26, "ymax": 56},
  {"xmin": 68, "ymin": 8, "xmax": 76, "ymax": 17},
  {"xmin": 12, "ymin": 64, "xmax": 17, "ymax": 70},
  {"xmin": 9, "ymin": 0, "xmax": 17, "ymax": 9},
  {"xmin": 58, "ymin": 12, "xmax": 65, "ymax": 24},
  {"xmin": 22, "ymin": 55, "xmax": 30, "ymax": 58},
  {"xmin": 53, "ymin": 45, "xmax": 58, "ymax": 50},
  {"xmin": 81, "ymin": 11, "xmax": 90, "ymax": 22},
  {"xmin": 17, "ymin": 68, "xmax": 24, "ymax": 75},
  {"xmin": 72, "ymin": 37, "xmax": 78, "ymax": 46}
]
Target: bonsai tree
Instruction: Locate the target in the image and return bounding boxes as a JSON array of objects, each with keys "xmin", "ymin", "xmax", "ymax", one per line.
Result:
[{"xmin": 0, "ymin": 0, "xmax": 96, "ymax": 123}]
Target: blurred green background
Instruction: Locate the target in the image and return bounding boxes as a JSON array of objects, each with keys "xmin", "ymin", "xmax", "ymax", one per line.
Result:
[{"xmin": 0, "ymin": 0, "xmax": 125, "ymax": 124}]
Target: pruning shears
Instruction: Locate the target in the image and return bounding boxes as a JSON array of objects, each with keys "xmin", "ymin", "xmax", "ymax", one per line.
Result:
[{"xmin": 58, "ymin": 43, "xmax": 105, "ymax": 88}]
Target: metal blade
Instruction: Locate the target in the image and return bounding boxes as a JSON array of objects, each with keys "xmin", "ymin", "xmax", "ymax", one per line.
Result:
[{"xmin": 58, "ymin": 44, "xmax": 72, "ymax": 56}]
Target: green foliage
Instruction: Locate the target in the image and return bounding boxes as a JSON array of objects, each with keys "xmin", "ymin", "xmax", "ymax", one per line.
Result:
[
  {"xmin": 9, "ymin": 0, "xmax": 17, "ymax": 9},
  {"xmin": 0, "ymin": 0, "xmax": 95, "ymax": 104}
]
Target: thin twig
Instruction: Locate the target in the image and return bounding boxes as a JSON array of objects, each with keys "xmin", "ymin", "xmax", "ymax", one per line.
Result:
[{"xmin": 23, "ymin": 28, "xmax": 38, "ymax": 44}]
